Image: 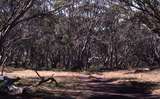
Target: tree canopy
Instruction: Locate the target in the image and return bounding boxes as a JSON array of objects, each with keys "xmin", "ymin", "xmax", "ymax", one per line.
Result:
[{"xmin": 0, "ymin": 0, "xmax": 160, "ymax": 71}]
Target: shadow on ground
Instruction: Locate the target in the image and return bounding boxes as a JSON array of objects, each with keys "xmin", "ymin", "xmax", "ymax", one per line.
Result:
[
  {"xmin": 0, "ymin": 90, "xmax": 73, "ymax": 99},
  {"xmin": 85, "ymin": 78, "xmax": 160, "ymax": 99},
  {"xmin": 0, "ymin": 76, "xmax": 160, "ymax": 99}
]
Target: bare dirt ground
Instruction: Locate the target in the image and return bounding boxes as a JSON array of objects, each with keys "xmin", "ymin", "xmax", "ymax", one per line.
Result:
[{"xmin": 1, "ymin": 68, "xmax": 160, "ymax": 99}]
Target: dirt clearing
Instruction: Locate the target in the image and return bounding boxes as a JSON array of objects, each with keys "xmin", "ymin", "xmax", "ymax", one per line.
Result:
[{"xmin": 1, "ymin": 69, "xmax": 160, "ymax": 99}]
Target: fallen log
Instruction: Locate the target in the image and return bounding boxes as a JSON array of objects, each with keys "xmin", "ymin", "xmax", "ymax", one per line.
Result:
[
  {"xmin": 0, "ymin": 76, "xmax": 23, "ymax": 95},
  {"xmin": 134, "ymin": 68, "xmax": 150, "ymax": 73}
]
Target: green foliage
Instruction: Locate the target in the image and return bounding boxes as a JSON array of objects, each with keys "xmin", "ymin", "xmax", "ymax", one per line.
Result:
[{"xmin": 54, "ymin": 0, "xmax": 66, "ymax": 8}]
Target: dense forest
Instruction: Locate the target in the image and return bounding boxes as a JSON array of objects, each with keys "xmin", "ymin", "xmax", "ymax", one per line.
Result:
[
  {"xmin": 1, "ymin": 0, "xmax": 160, "ymax": 99},
  {"xmin": 0, "ymin": 0, "xmax": 160, "ymax": 71}
]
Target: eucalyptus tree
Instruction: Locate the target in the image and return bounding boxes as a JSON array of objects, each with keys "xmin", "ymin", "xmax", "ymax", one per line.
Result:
[
  {"xmin": 0, "ymin": 0, "xmax": 69, "ymax": 73},
  {"xmin": 119, "ymin": 0, "xmax": 160, "ymax": 68}
]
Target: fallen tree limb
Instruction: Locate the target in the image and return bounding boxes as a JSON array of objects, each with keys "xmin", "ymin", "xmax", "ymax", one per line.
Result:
[
  {"xmin": 134, "ymin": 68, "xmax": 150, "ymax": 73},
  {"xmin": 36, "ymin": 76, "xmax": 58, "ymax": 87},
  {"xmin": 1, "ymin": 57, "xmax": 8, "ymax": 76},
  {"xmin": 34, "ymin": 71, "xmax": 58, "ymax": 87}
]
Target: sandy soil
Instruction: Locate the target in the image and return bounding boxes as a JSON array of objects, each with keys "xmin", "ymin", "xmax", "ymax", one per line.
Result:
[
  {"xmin": 1, "ymin": 68, "xmax": 160, "ymax": 99},
  {"xmin": 3, "ymin": 69, "xmax": 160, "ymax": 82}
]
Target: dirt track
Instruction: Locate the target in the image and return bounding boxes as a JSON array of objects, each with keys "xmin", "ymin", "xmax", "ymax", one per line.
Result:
[
  {"xmin": 2, "ymin": 69, "xmax": 160, "ymax": 99},
  {"xmin": 3, "ymin": 69, "xmax": 160, "ymax": 82}
]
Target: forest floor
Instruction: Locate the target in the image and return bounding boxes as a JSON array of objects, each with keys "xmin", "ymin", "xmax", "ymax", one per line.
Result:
[{"xmin": 1, "ymin": 67, "xmax": 160, "ymax": 99}]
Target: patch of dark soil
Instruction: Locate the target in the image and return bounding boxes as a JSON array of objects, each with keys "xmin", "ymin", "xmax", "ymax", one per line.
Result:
[
  {"xmin": 85, "ymin": 78, "xmax": 160, "ymax": 99},
  {"xmin": 0, "ymin": 90, "xmax": 74, "ymax": 99}
]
